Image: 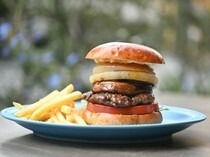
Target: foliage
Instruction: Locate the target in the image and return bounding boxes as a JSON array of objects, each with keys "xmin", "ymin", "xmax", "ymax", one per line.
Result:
[{"xmin": 0, "ymin": 0, "xmax": 210, "ymax": 108}]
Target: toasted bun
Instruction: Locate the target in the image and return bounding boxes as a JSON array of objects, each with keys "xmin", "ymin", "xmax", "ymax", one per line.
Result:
[
  {"xmin": 86, "ymin": 42, "xmax": 165, "ymax": 64},
  {"xmin": 81, "ymin": 108, "xmax": 163, "ymax": 125}
]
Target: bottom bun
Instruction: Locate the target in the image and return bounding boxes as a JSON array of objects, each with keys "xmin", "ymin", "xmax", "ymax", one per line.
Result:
[{"xmin": 81, "ymin": 108, "xmax": 163, "ymax": 125}]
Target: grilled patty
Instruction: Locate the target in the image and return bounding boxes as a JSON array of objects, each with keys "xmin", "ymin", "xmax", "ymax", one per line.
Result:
[
  {"xmin": 83, "ymin": 80, "xmax": 155, "ymax": 107},
  {"xmin": 92, "ymin": 80, "xmax": 153, "ymax": 95},
  {"xmin": 83, "ymin": 91, "xmax": 154, "ymax": 107}
]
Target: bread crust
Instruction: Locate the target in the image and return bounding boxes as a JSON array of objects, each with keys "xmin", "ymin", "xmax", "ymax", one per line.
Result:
[
  {"xmin": 86, "ymin": 42, "xmax": 165, "ymax": 64},
  {"xmin": 81, "ymin": 108, "xmax": 163, "ymax": 125}
]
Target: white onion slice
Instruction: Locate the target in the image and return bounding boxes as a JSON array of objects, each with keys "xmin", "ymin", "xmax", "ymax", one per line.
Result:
[{"xmin": 90, "ymin": 71, "xmax": 158, "ymax": 84}]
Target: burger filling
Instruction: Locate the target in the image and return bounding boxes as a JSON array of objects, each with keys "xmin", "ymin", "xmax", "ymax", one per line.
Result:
[
  {"xmin": 83, "ymin": 80, "xmax": 155, "ymax": 108},
  {"xmin": 82, "ymin": 63, "xmax": 159, "ymax": 114}
]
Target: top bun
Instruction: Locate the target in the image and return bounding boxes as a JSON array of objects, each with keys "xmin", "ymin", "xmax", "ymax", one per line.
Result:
[{"xmin": 86, "ymin": 42, "xmax": 165, "ymax": 64}]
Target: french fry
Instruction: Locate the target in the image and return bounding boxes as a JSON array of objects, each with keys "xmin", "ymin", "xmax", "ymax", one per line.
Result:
[
  {"xmin": 13, "ymin": 84, "xmax": 87, "ymax": 125},
  {"xmin": 30, "ymin": 91, "xmax": 82, "ymax": 121},
  {"xmin": 61, "ymin": 105, "xmax": 74, "ymax": 114},
  {"xmin": 68, "ymin": 101, "xmax": 76, "ymax": 108},
  {"xmin": 13, "ymin": 102, "xmax": 24, "ymax": 110},
  {"xmin": 46, "ymin": 118, "xmax": 54, "ymax": 123},
  {"xmin": 72, "ymin": 113, "xmax": 87, "ymax": 125},
  {"xmin": 24, "ymin": 114, "xmax": 31, "ymax": 119},
  {"xmin": 60, "ymin": 84, "xmax": 74, "ymax": 95},
  {"xmin": 66, "ymin": 114, "xmax": 75, "ymax": 123},
  {"xmin": 15, "ymin": 90, "xmax": 60, "ymax": 117},
  {"xmin": 56, "ymin": 112, "xmax": 65, "ymax": 121},
  {"xmin": 51, "ymin": 115, "xmax": 60, "ymax": 123},
  {"xmin": 55, "ymin": 112, "xmax": 71, "ymax": 124}
]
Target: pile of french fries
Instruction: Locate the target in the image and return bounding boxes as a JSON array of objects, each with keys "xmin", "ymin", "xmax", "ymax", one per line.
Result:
[{"xmin": 13, "ymin": 84, "xmax": 87, "ymax": 125}]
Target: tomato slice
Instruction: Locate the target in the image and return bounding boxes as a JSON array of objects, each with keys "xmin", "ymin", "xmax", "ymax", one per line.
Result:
[{"xmin": 87, "ymin": 102, "xmax": 159, "ymax": 115}]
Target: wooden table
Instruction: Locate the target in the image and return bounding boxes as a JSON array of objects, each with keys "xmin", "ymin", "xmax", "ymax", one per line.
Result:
[{"xmin": 0, "ymin": 92, "xmax": 209, "ymax": 157}]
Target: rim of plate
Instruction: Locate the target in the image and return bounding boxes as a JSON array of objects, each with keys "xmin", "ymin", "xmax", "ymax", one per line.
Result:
[{"xmin": 0, "ymin": 105, "xmax": 207, "ymax": 129}]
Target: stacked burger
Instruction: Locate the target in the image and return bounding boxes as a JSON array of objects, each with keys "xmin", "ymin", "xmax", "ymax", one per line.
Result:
[{"xmin": 82, "ymin": 42, "xmax": 165, "ymax": 125}]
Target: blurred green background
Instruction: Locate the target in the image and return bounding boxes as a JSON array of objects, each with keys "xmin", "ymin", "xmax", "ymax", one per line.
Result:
[{"xmin": 0, "ymin": 0, "xmax": 210, "ymax": 109}]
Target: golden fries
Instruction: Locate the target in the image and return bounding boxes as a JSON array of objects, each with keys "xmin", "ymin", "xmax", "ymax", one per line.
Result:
[
  {"xmin": 13, "ymin": 102, "xmax": 24, "ymax": 110},
  {"xmin": 30, "ymin": 91, "xmax": 82, "ymax": 120},
  {"xmin": 66, "ymin": 115, "xmax": 75, "ymax": 123},
  {"xmin": 72, "ymin": 113, "xmax": 87, "ymax": 125},
  {"xmin": 60, "ymin": 84, "xmax": 74, "ymax": 95},
  {"xmin": 61, "ymin": 105, "xmax": 75, "ymax": 114},
  {"xmin": 12, "ymin": 84, "xmax": 87, "ymax": 125},
  {"xmin": 14, "ymin": 90, "xmax": 60, "ymax": 117}
]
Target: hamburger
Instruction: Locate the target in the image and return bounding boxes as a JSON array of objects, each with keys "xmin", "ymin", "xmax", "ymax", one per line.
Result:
[{"xmin": 82, "ymin": 42, "xmax": 165, "ymax": 125}]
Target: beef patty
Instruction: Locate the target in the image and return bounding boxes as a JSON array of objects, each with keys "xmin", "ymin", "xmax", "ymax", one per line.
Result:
[
  {"xmin": 83, "ymin": 80, "xmax": 155, "ymax": 107},
  {"xmin": 83, "ymin": 91, "xmax": 154, "ymax": 107},
  {"xmin": 92, "ymin": 80, "xmax": 153, "ymax": 95}
]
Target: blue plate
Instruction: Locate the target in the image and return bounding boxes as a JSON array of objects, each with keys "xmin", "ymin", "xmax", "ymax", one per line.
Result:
[{"xmin": 1, "ymin": 103, "xmax": 206, "ymax": 143}]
